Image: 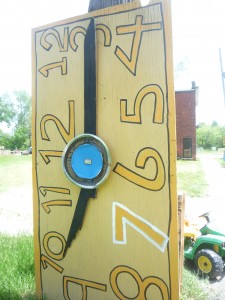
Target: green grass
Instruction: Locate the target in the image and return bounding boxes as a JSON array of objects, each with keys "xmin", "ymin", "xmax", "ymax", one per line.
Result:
[
  {"xmin": 176, "ymin": 159, "xmax": 208, "ymax": 197},
  {"xmin": 0, "ymin": 234, "xmax": 36, "ymax": 300},
  {"xmin": 219, "ymin": 158, "xmax": 225, "ymax": 168},
  {"xmin": 0, "ymin": 155, "xmax": 35, "ymax": 299},
  {"xmin": 0, "ymin": 234, "xmax": 209, "ymax": 300},
  {"xmin": 180, "ymin": 267, "xmax": 209, "ymax": 300},
  {"xmin": 0, "ymin": 155, "xmax": 32, "ymax": 193},
  {"xmin": 177, "ymin": 156, "xmax": 212, "ymax": 299}
]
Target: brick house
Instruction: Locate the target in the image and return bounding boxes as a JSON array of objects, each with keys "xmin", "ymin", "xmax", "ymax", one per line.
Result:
[{"xmin": 175, "ymin": 82, "xmax": 198, "ymax": 160}]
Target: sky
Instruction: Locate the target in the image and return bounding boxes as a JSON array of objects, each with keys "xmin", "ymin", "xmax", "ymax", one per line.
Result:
[
  {"xmin": 172, "ymin": 0, "xmax": 225, "ymax": 125},
  {"xmin": 0, "ymin": 0, "xmax": 224, "ymax": 125}
]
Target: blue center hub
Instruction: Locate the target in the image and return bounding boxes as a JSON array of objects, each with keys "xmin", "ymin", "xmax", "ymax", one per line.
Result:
[{"xmin": 71, "ymin": 144, "xmax": 103, "ymax": 179}]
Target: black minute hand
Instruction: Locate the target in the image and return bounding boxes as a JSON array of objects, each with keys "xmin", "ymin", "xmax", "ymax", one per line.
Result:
[
  {"xmin": 84, "ymin": 18, "xmax": 96, "ymax": 134},
  {"xmin": 64, "ymin": 18, "xmax": 96, "ymax": 256}
]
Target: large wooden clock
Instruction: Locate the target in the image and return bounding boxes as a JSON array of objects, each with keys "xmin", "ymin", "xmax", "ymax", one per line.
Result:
[{"xmin": 32, "ymin": 0, "xmax": 179, "ymax": 299}]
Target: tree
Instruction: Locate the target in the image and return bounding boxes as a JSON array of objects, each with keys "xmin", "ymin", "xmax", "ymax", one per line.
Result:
[
  {"xmin": 197, "ymin": 122, "xmax": 225, "ymax": 149},
  {"xmin": 0, "ymin": 129, "xmax": 11, "ymax": 149},
  {"xmin": 0, "ymin": 93, "xmax": 15, "ymax": 125},
  {"xmin": 12, "ymin": 90, "xmax": 32, "ymax": 150},
  {"xmin": 197, "ymin": 123, "xmax": 211, "ymax": 148},
  {"xmin": 0, "ymin": 90, "xmax": 31, "ymax": 150},
  {"xmin": 13, "ymin": 90, "xmax": 31, "ymax": 127}
]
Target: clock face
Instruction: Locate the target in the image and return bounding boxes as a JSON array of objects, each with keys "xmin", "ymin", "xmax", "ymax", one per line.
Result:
[
  {"xmin": 62, "ymin": 134, "xmax": 111, "ymax": 189},
  {"xmin": 32, "ymin": 1, "xmax": 179, "ymax": 299}
]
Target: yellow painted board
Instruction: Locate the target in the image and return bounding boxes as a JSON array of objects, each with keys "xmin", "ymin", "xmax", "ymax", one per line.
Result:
[{"xmin": 32, "ymin": 1, "xmax": 179, "ymax": 299}]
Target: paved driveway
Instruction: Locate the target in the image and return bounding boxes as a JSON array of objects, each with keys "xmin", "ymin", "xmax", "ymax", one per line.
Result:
[
  {"xmin": 185, "ymin": 151, "xmax": 225, "ymax": 300},
  {"xmin": 185, "ymin": 151, "xmax": 225, "ymax": 219},
  {"xmin": 0, "ymin": 186, "xmax": 33, "ymax": 235},
  {"xmin": 200, "ymin": 151, "xmax": 225, "ymax": 202}
]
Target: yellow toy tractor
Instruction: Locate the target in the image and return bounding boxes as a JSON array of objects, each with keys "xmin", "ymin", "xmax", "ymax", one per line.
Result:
[{"xmin": 184, "ymin": 212, "xmax": 225, "ymax": 279}]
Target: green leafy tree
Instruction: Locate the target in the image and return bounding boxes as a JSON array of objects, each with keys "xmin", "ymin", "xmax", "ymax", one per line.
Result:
[
  {"xmin": 0, "ymin": 90, "xmax": 31, "ymax": 150},
  {"xmin": 13, "ymin": 90, "xmax": 32, "ymax": 149},
  {"xmin": 197, "ymin": 123, "xmax": 211, "ymax": 148},
  {"xmin": 197, "ymin": 122, "xmax": 225, "ymax": 149},
  {"xmin": 13, "ymin": 90, "xmax": 31, "ymax": 129},
  {"xmin": 0, "ymin": 94, "xmax": 15, "ymax": 125},
  {"xmin": 0, "ymin": 130, "xmax": 10, "ymax": 149}
]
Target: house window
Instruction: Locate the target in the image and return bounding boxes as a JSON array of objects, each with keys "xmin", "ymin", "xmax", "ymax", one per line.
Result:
[{"xmin": 183, "ymin": 138, "xmax": 192, "ymax": 158}]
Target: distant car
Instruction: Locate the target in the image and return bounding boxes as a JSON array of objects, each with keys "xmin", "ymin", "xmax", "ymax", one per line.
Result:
[{"xmin": 21, "ymin": 147, "xmax": 32, "ymax": 155}]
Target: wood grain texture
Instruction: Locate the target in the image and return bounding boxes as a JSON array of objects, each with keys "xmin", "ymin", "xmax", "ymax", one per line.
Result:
[{"xmin": 32, "ymin": 1, "xmax": 179, "ymax": 299}]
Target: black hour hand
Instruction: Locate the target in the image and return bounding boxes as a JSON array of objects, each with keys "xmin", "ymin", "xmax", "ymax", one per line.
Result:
[
  {"xmin": 64, "ymin": 188, "xmax": 95, "ymax": 256},
  {"xmin": 62, "ymin": 18, "xmax": 111, "ymax": 257},
  {"xmin": 63, "ymin": 18, "xmax": 97, "ymax": 256}
]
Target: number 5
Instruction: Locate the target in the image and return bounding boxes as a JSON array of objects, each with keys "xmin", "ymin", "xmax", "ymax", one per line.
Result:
[{"xmin": 120, "ymin": 84, "xmax": 164, "ymax": 124}]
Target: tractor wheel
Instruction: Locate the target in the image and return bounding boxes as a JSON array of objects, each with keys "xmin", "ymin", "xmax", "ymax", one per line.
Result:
[{"xmin": 194, "ymin": 249, "xmax": 224, "ymax": 279}]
